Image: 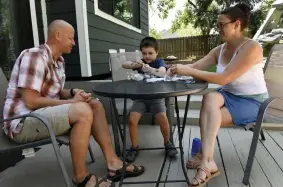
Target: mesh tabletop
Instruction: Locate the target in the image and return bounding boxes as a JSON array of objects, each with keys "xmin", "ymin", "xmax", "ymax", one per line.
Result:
[{"xmin": 93, "ymin": 79, "xmax": 208, "ymax": 99}]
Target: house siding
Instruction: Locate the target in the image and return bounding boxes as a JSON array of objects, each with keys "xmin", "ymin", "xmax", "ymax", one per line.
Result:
[
  {"xmin": 87, "ymin": 0, "xmax": 149, "ymax": 75},
  {"xmin": 45, "ymin": 0, "xmax": 81, "ymax": 78},
  {"xmin": 37, "ymin": 0, "xmax": 149, "ymax": 78}
]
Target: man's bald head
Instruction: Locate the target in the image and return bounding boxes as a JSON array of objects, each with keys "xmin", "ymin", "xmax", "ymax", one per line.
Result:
[
  {"xmin": 48, "ymin": 20, "xmax": 74, "ymax": 38},
  {"xmin": 47, "ymin": 20, "xmax": 75, "ymax": 54}
]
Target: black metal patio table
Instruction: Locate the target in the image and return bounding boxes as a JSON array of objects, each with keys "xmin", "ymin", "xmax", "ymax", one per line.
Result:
[{"xmin": 93, "ymin": 79, "xmax": 208, "ymax": 186}]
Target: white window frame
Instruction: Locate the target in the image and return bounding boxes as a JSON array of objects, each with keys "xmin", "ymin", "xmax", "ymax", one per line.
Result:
[
  {"xmin": 41, "ymin": 0, "xmax": 48, "ymax": 41},
  {"xmin": 93, "ymin": 0, "xmax": 142, "ymax": 33},
  {"xmin": 29, "ymin": 0, "xmax": 39, "ymax": 46},
  {"xmin": 75, "ymin": 0, "xmax": 92, "ymax": 77}
]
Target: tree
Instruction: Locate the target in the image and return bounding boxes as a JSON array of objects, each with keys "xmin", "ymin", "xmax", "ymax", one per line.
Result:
[
  {"xmin": 176, "ymin": 24, "xmax": 202, "ymax": 36},
  {"xmin": 149, "ymin": 28, "xmax": 162, "ymax": 39},
  {"xmin": 150, "ymin": 0, "xmax": 275, "ymax": 36},
  {"xmin": 149, "ymin": 0, "xmax": 176, "ymax": 19}
]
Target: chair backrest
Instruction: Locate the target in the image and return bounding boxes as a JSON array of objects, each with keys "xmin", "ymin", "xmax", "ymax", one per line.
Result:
[
  {"xmin": 0, "ymin": 68, "xmax": 8, "ymax": 120},
  {"xmin": 264, "ymin": 44, "xmax": 283, "ymax": 122},
  {"xmin": 109, "ymin": 51, "xmax": 143, "ymax": 81}
]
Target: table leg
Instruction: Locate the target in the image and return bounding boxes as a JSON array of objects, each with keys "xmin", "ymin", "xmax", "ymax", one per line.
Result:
[
  {"xmin": 181, "ymin": 95, "xmax": 191, "ymax": 140},
  {"xmin": 175, "ymin": 96, "xmax": 190, "ymax": 185},
  {"xmin": 110, "ymin": 98, "xmax": 122, "ymax": 156},
  {"xmin": 111, "ymin": 99, "xmax": 125, "ymax": 140},
  {"xmin": 165, "ymin": 98, "xmax": 174, "ymax": 144},
  {"xmin": 119, "ymin": 98, "xmax": 128, "ymax": 187}
]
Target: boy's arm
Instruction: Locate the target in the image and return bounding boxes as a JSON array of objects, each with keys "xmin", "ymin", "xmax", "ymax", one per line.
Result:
[
  {"xmin": 142, "ymin": 65, "xmax": 166, "ymax": 77},
  {"xmin": 154, "ymin": 67, "xmax": 166, "ymax": 77},
  {"xmin": 142, "ymin": 59, "xmax": 167, "ymax": 77},
  {"xmin": 122, "ymin": 61, "xmax": 143, "ymax": 70},
  {"xmin": 122, "ymin": 61, "xmax": 134, "ymax": 69}
]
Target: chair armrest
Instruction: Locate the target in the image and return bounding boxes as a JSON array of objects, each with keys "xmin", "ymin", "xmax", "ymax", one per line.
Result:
[
  {"xmin": 255, "ymin": 97, "xmax": 283, "ymax": 127},
  {"xmin": 1, "ymin": 114, "xmax": 72, "ymax": 186},
  {"xmin": 0, "ymin": 113, "xmax": 56, "ymax": 140}
]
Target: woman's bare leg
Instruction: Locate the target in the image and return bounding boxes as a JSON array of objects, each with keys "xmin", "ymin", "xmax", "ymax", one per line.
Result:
[
  {"xmin": 187, "ymin": 107, "xmax": 233, "ymax": 168},
  {"xmin": 191, "ymin": 92, "xmax": 233, "ymax": 185}
]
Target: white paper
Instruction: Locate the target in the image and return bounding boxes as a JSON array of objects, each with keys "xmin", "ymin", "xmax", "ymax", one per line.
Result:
[
  {"xmin": 127, "ymin": 73, "xmax": 144, "ymax": 81},
  {"xmin": 22, "ymin": 148, "xmax": 35, "ymax": 158},
  {"xmin": 165, "ymin": 76, "xmax": 193, "ymax": 82},
  {"xmin": 145, "ymin": 76, "xmax": 193, "ymax": 83},
  {"xmin": 145, "ymin": 78, "xmax": 165, "ymax": 83}
]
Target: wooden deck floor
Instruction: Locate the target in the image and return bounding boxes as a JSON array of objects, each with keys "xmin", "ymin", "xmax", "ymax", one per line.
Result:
[
  {"xmin": 163, "ymin": 127, "xmax": 283, "ymax": 187},
  {"xmin": 1, "ymin": 125, "xmax": 283, "ymax": 187}
]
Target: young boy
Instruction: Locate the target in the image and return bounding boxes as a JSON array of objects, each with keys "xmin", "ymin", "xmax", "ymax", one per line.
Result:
[{"xmin": 122, "ymin": 37, "xmax": 178, "ymax": 162}]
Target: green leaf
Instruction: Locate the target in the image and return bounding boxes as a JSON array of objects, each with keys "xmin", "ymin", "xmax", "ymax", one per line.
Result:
[{"xmin": 151, "ymin": 0, "xmax": 276, "ymax": 36}]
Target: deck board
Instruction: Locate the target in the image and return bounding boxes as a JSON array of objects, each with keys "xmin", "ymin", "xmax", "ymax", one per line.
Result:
[
  {"xmin": 163, "ymin": 125, "xmax": 191, "ymax": 187},
  {"xmin": 267, "ymin": 131, "xmax": 283, "ymax": 150},
  {"xmin": 245, "ymin": 131, "xmax": 283, "ymax": 187},
  {"xmin": 120, "ymin": 125, "xmax": 167, "ymax": 187},
  {"xmin": 228, "ymin": 129, "xmax": 272, "ymax": 187},
  {"xmin": 217, "ymin": 129, "xmax": 248, "ymax": 187},
  {"xmin": 260, "ymin": 131, "xmax": 283, "ymax": 170},
  {"xmin": 1, "ymin": 126, "xmax": 283, "ymax": 187},
  {"xmin": 206, "ymin": 134, "xmax": 228, "ymax": 187}
]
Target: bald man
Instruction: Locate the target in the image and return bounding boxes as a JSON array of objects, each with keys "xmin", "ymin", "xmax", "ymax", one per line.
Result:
[{"xmin": 3, "ymin": 20, "xmax": 144, "ymax": 187}]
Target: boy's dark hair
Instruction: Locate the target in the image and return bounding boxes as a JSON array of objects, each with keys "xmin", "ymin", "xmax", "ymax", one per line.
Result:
[
  {"xmin": 221, "ymin": 3, "xmax": 251, "ymax": 31},
  {"xmin": 140, "ymin": 37, "xmax": 159, "ymax": 52}
]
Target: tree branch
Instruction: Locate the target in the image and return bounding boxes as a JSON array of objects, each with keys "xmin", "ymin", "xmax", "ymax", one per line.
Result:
[{"xmin": 187, "ymin": 0, "xmax": 197, "ymax": 9}]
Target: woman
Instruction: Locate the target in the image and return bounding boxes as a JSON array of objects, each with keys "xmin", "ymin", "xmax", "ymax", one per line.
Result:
[{"xmin": 170, "ymin": 3, "xmax": 269, "ymax": 187}]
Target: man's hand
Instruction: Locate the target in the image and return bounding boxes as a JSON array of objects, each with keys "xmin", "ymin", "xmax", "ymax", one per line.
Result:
[
  {"xmin": 73, "ymin": 89, "xmax": 93, "ymax": 103},
  {"xmin": 73, "ymin": 90, "xmax": 86, "ymax": 102},
  {"xmin": 80, "ymin": 92, "xmax": 93, "ymax": 103}
]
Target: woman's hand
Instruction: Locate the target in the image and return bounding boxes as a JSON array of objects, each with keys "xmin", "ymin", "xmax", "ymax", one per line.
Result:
[{"xmin": 170, "ymin": 64, "xmax": 192, "ymax": 76}]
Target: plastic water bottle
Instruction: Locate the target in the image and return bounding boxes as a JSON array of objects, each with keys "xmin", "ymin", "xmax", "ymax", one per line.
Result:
[{"xmin": 191, "ymin": 138, "xmax": 201, "ymax": 157}]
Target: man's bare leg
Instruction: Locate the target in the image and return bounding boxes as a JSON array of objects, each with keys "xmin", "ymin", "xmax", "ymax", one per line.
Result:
[
  {"xmin": 88, "ymin": 100, "xmax": 142, "ymax": 173},
  {"xmin": 69, "ymin": 102, "xmax": 112, "ymax": 186}
]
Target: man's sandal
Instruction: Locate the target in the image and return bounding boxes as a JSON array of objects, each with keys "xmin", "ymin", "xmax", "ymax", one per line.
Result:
[
  {"xmin": 187, "ymin": 153, "xmax": 202, "ymax": 169},
  {"xmin": 189, "ymin": 165, "xmax": 220, "ymax": 187},
  {"xmin": 107, "ymin": 163, "xmax": 145, "ymax": 182},
  {"xmin": 72, "ymin": 173, "xmax": 114, "ymax": 187}
]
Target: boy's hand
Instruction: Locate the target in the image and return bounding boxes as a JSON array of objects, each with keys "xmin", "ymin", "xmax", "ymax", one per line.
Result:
[
  {"xmin": 135, "ymin": 60, "xmax": 144, "ymax": 66},
  {"xmin": 166, "ymin": 68, "xmax": 174, "ymax": 77},
  {"xmin": 131, "ymin": 60, "xmax": 143, "ymax": 69},
  {"xmin": 142, "ymin": 64, "xmax": 155, "ymax": 73}
]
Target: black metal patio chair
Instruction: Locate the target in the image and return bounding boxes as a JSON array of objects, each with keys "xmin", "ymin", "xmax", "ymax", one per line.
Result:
[{"xmin": 0, "ymin": 68, "xmax": 95, "ymax": 187}]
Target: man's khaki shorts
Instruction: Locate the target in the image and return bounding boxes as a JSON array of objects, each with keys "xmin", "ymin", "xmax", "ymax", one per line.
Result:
[{"xmin": 13, "ymin": 104, "xmax": 72, "ymax": 143}]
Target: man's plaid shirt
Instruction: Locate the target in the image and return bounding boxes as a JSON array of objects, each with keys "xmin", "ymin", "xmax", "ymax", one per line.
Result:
[{"xmin": 3, "ymin": 44, "xmax": 66, "ymax": 138}]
